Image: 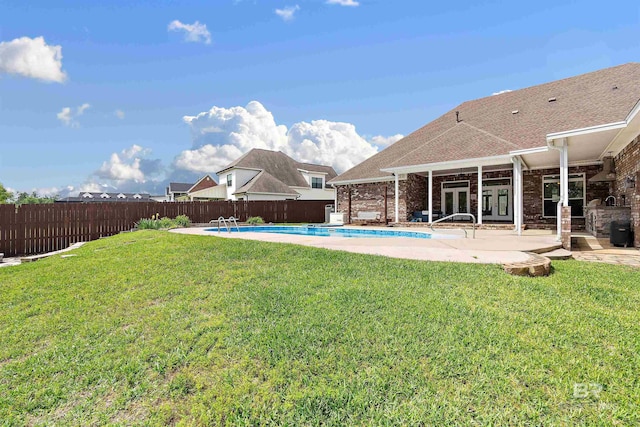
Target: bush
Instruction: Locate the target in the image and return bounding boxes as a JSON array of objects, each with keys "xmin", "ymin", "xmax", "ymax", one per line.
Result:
[
  {"xmin": 158, "ymin": 217, "xmax": 174, "ymax": 229},
  {"xmin": 136, "ymin": 215, "xmax": 191, "ymax": 230},
  {"xmin": 136, "ymin": 218, "xmax": 159, "ymax": 229},
  {"xmin": 246, "ymin": 216, "xmax": 264, "ymax": 225},
  {"xmin": 174, "ymin": 215, "xmax": 191, "ymax": 227}
]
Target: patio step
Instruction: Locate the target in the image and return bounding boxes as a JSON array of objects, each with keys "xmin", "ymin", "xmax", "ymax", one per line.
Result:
[
  {"xmin": 503, "ymin": 253, "xmax": 551, "ymax": 277},
  {"xmin": 539, "ymin": 248, "xmax": 573, "ymax": 260}
]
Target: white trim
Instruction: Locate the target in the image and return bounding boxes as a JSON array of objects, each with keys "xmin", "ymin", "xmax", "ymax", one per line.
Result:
[
  {"xmin": 526, "ymin": 160, "xmax": 602, "ymax": 170},
  {"xmin": 381, "ymin": 154, "xmax": 513, "ymax": 174},
  {"xmin": 217, "ymin": 165, "xmax": 262, "ymax": 175},
  {"xmin": 477, "ymin": 166, "xmax": 482, "ymax": 225},
  {"xmin": 509, "ymin": 146, "xmax": 549, "ymax": 156},
  {"xmin": 330, "ymin": 176, "xmax": 395, "ymax": 186},
  {"xmin": 297, "ymin": 168, "xmax": 329, "ymax": 175},
  {"xmin": 546, "ymin": 121, "xmax": 627, "ymax": 142}
]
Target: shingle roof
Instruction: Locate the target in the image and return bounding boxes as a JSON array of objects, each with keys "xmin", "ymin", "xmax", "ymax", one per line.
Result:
[
  {"xmin": 331, "ymin": 62, "xmax": 640, "ymax": 183},
  {"xmin": 234, "ymin": 170, "xmax": 300, "ymax": 196},
  {"xmin": 218, "ymin": 148, "xmax": 337, "ymax": 187},
  {"xmin": 168, "ymin": 182, "xmax": 194, "ymax": 192}
]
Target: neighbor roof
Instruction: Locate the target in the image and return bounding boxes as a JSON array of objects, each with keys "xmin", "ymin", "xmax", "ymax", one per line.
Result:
[
  {"xmin": 331, "ymin": 62, "xmax": 640, "ymax": 183},
  {"xmin": 218, "ymin": 148, "xmax": 338, "ymax": 187},
  {"xmin": 234, "ymin": 170, "xmax": 300, "ymax": 196},
  {"xmin": 168, "ymin": 182, "xmax": 193, "ymax": 193}
]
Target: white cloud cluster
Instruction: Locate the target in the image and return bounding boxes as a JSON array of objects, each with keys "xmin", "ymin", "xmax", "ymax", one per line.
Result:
[
  {"xmin": 115, "ymin": 109, "xmax": 125, "ymax": 119},
  {"xmin": 168, "ymin": 20, "xmax": 212, "ymax": 44},
  {"xmin": 275, "ymin": 5, "xmax": 300, "ymax": 21},
  {"xmin": 326, "ymin": 0, "xmax": 359, "ymax": 6},
  {"xmin": 175, "ymin": 101, "xmax": 397, "ymax": 175},
  {"xmin": 57, "ymin": 103, "xmax": 90, "ymax": 127},
  {"xmin": 369, "ymin": 134, "xmax": 404, "ymax": 148},
  {"xmin": 492, "ymin": 89, "xmax": 512, "ymax": 96},
  {"xmin": 0, "ymin": 36, "xmax": 67, "ymax": 83},
  {"xmin": 95, "ymin": 144, "xmax": 159, "ymax": 183},
  {"xmin": 53, "ymin": 102, "xmax": 400, "ymax": 196}
]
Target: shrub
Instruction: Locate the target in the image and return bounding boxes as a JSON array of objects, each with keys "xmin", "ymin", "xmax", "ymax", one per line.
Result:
[
  {"xmin": 246, "ymin": 216, "xmax": 264, "ymax": 225},
  {"xmin": 137, "ymin": 218, "xmax": 159, "ymax": 230},
  {"xmin": 174, "ymin": 215, "xmax": 191, "ymax": 227},
  {"xmin": 157, "ymin": 217, "xmax": 174, "ymax": 229}
]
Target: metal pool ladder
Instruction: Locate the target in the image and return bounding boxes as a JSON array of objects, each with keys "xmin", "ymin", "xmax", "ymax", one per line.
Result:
[
  {"xmin": 216, "ymin": 216, "xmax": 240, "ymax": 233},
  {"xmin": 430, "ymin": 213, "xmax": 476, "ymax": 238}
]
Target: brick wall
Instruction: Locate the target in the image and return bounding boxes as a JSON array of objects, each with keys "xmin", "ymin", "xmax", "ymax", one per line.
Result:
[
  {"xmin": 336, "ymin": 181, "xmax": 396, "ymax": 223},
  {"xmin": 522, "ymin": 165, "xmax": 609, "ymax": 231},
  {"xmin": 613, "ymin": 134, "xmax": 640, "ymax": 247},
  {"xmin": 336, "ymin": 164, "xmax": 611, "ymax": 230}
]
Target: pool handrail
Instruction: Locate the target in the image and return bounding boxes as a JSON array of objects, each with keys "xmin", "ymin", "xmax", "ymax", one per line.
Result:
[
  {"xmin": 214, "ymin": 216, "xmax": 240, "ymax": 233},
  {"xmin": 430, "ymin": 213, "xmax": 476, "ymax": 238}
]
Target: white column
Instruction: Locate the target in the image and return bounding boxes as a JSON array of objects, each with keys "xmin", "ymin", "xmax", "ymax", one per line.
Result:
[
  {"xmin": 394, "ymin": 173, "xmax": 399, "ymax": 223},
  {"xmin": 477, "ymin": 166, "xmax": 483, "ymax": 225},
  {"xmin": 555, "ymin": 138, "xmax": 569, "ymax": 240},
  {"xmin": 428, "ymin": 170, "xmax": 433, "ymax": 223},
  {"xmin": 513, "ymin": 157, "xmax": 523, "ymax": 235}
]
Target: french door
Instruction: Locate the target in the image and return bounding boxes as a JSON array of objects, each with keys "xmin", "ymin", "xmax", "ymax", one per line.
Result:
[
  {"xmin": 442, "ymin": 181, "xmax": 469, "ymax": 218},
  {"xmin": 482, "ymin": 181, "xmax": 512, "ymax": 221}
]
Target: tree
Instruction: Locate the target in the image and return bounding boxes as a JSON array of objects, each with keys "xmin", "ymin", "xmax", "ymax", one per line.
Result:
[
  {"xmin": 0, "ymin": 183, "xmax": 13, "ymax": 204},
  {"xmin": 13, "ymin": 191, "xmax": 56, "ymax": 206}
]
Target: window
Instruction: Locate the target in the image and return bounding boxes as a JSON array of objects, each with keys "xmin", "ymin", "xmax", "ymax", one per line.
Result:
[
  {"xmin": 543, "ymin": 174, "xmax": 585, "ymax": 217},
  {"xmin": 226, "ymin": 174, "xmax": 232, "ymax": 187},
  {"xmin": 311, "ymin": 177, "xmax": 323, "ymax": 189}
]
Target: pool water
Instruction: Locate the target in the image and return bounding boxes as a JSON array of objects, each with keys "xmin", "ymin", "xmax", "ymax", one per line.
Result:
[{"xmin": 206, "ymin": 225, "xmax": 439, "ymax": 239}]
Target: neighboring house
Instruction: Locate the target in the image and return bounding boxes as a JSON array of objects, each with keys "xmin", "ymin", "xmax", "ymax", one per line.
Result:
[
  {"xmin": 329, "ymin": 63, "xmax": 640, "ymax": 248},
  {"xmin": 57, "ymin": 192, "xmax": 154, "ymax": 202},
  {"xmin": 186, "ymin": 175, "xmax": 225, "ymax": 201},
  {"xmin": 216, "ymin": 149, "xmax": 337, "ymax": 201},
  {"xmin": 166, "ymin": 182, "xmax": 194, "ymax": 201}
]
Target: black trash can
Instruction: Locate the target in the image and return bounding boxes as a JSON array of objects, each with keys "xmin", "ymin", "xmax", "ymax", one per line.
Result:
[{"xmin": 610, "ymin": 221, "xmax": 633, "ymax": 247}]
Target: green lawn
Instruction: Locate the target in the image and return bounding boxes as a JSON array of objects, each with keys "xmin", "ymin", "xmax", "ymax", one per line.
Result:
[{"xmin": 0, "ymin": 231, "xmax": 638, "ymax": 425}]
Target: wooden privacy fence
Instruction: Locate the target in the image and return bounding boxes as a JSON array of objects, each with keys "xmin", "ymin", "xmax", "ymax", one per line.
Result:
[{"xmin": 0, "ymin": 200, "xmax": 329, "ymax": 257}]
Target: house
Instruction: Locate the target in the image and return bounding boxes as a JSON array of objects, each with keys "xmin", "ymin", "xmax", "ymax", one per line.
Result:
[
  {"xmin": 166, "ymin": 182, "xmax": 194, "ymax": 201},
  {"xmin": 185, "ymin": 175, "xmax": 223, "ymax": 201},
  {"xmin": 216, "ymin": 149, "xmax": 337, "ymax": 201},
  {"xmin": 57, "ymin": 192, "xmax": 154, "ymax": 202},
  {"xmin": 329, "ymin": 63, "xmax": 640, "ymax": 248}
]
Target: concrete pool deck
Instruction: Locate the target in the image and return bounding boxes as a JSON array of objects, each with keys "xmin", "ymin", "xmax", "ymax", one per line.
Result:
[{"xmin": 171, "ymin": 226, "xmax": 563, "ymax": 265}]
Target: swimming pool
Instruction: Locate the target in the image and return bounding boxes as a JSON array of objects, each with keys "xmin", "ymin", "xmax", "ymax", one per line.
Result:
[{"xmin": 205, "ymin": 225, "xmax": 447, "ymax": 239}]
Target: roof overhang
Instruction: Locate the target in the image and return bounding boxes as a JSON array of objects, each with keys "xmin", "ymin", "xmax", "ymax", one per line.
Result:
[
  {"xmin": 328, "ymin": 176, "xmax": 395, "ymax": 186},
  {"xmin": 381, "ymin": 154, "xmax": 514, "ymax": 174}
]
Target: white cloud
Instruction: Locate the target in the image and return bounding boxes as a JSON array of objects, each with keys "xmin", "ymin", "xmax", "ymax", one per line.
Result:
[
  {"xmin": 492, "ymin": 89, "xmax": 512, "ymax": 96},
  {"xmin": 115, "ymin": 109, "xmax": 125, "ymax": 119},
  {"xmin": 175, "ymin": 101, "xmax": 385, "ymax": 175},
  {"xmin": 95, "ymin": 144, "xmax": 160, "ymax": 183},
  {"xmin": 56, "ymin": 103, "xmax": 91, "ymax": 127},
  {"xmin": 326, "ymin": 0, "xmax": 359, "ymax": 6},
  {"xmin": 168, "ymin": 20, "xmax": 212, "ymax": 44},
  {"xmin": 275, "ymin": 5, "xmax": 300, "ymax": 21},
  {"xmin": 0, "ymin": 36, "xmax": 67, "ymax": 83},
  {"xmin": 369, "ymin": 134, "xmax": 403, "ymax": 148}
]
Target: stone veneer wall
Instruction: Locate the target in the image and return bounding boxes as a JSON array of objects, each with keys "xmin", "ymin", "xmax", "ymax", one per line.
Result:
[
  {"xmin": 522, "ymin": 165, "xmax": 609, "ymax": 231},
  {"xmin": 613, "ymin": 134, "xmax": 640, "ymax": 247}
]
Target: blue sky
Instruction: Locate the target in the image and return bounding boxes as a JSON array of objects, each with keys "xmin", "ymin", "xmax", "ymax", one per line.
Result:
[{"xmin": 1, "ymin": 0, "xmax": 639, "ymax": 196}]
